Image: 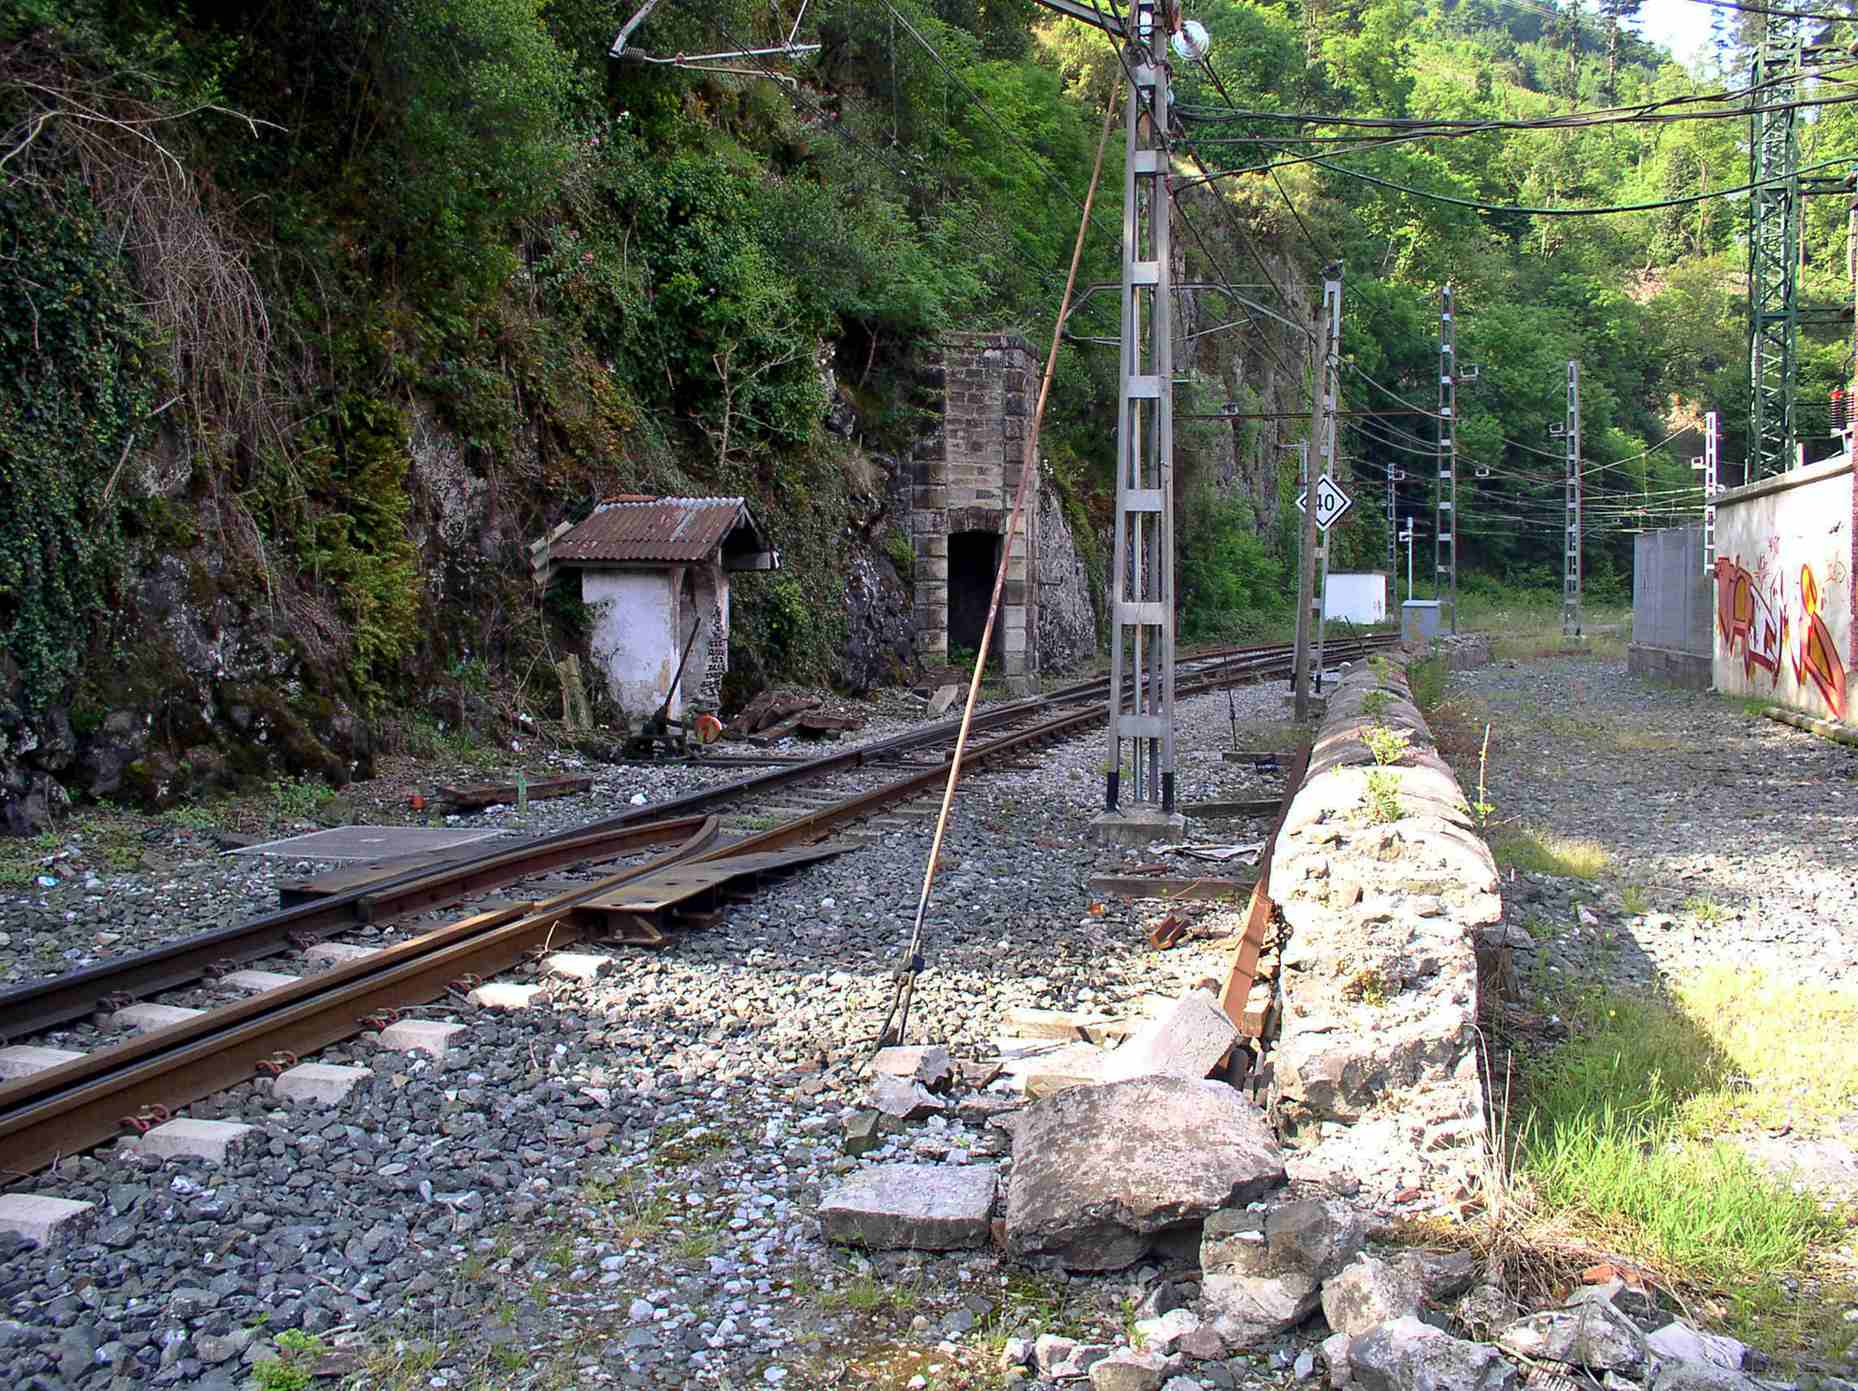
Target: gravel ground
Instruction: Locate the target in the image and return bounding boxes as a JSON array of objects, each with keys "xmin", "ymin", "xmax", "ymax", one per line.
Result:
[
  {"xmin": 1446, "ymin": 654, "xmax": 1858, "ymax": 987},
  {"xmin": 0, "ymin": 676, "xmax": 1312, "ymax": 1390}
]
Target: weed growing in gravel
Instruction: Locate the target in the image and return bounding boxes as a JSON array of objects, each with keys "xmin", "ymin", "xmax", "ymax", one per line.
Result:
[
  {"xmin": 674, "ymin": 1228, "xmax": 720, "ymax": 1261},
  {"xmin": 653, "ymin": 1118, "xmax": 731, "ymax": 1165},
  {"xmin": 1364, "ymin": 769, "xmax": 1404, "ymax": 823},
  {"xmin": 1362, "ymin": 722, "xmax": 1412, "ymax": 766},
  {"xmin": 1491, "ymin": 827, "xmax": 1609, "ymax": 880},
  {"xmin": 1342, "ymin": 966, "xmax": 1392, "ymax": 1007},
  {"xmin": 269, "ymin": 775, "xmax": 334, "ymax": 823},
  {"xmin": 1620, "ymin": 883, "xmax": 1650, "ymax": 915},
  {"xmin": 1407, "ymin": 655, "xmax": 1446, "ymax": 711},
  {"xmin": 253, "ymin": 1329, "xmax": 327, "ymax": 1391},
  {"xmin": 1681, "ymin": 895, "xmax": 1731, "ymax": 927}
]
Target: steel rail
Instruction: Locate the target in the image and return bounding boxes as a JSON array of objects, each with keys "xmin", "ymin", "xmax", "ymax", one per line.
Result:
[
  {"xmin": 0, "ymin": 818, "xmax": 723, "ymax": 1179},
  {"xmin": 0, "ymin": 635, "xmax": 1394, "ymax": 1043},
  {"xmin": 0, "ymin": 634, "xmax": 1393, "ymax": 1178}
]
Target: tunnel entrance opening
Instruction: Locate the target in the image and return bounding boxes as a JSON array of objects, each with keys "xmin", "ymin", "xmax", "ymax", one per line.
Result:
[{"xmin": 947, "ymin": 530, "xmax": 1001, "ymax": 664}]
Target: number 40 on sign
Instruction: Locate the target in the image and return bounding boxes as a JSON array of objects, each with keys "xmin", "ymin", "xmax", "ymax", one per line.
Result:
[{"xmin": 1295, "ymin": 476, "xmax": 1354, "ymax": 532}]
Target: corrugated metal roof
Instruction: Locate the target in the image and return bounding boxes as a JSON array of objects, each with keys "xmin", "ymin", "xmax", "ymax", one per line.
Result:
[{"xmin": 552, "ymin": 496, "xmax": 767, "ymax": 565}]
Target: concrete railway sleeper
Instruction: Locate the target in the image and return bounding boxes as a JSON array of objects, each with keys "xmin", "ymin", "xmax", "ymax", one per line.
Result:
[{"xmin": 0, "ymin": 634, "xmax": 1393, "ymax": 1184}]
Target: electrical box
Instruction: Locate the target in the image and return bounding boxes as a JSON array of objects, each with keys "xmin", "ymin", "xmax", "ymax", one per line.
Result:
[
  {"xmin": 1401, "ymin": 599, "xmax": 1442, "ymax": 643},
  {"xmin": 1324, "ymin": 572, "xmax": 1389, "ymax": 624}
]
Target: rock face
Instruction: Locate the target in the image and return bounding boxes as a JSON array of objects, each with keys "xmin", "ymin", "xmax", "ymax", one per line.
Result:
[
  {"xmin": 818, "ymin": 1163, "xmax": 996, "ymax": 1250},
  {"xmin": 841, "ymin": 546, "xmax": 913, "ymax": 695},
  {"xmin": 1350, "ymin": 1316, "xmax": 1519, "ymax": 1391},
  {"xmin": 1200, "ymin": 1198, "xmax": 1366, "ymax": 1345},
  {"xmin": 1005, "ymin": 1077, "xmax": 1284, "ymax": 1272},
  {"xmin": 1035, "ymin": 477, "xmax": 1098, "ymax": 674}
]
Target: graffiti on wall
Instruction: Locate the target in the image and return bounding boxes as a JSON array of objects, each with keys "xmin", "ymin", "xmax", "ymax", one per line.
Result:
[
  {"xmin": 1713, "ymin": 555, "xmax": 1783, "ymax": 684},
  {"xmin": 1793, "ymin": 563, "xmax": 1847, "ymax": 718},
  {"xmin": 1714, "ymin": 553, "xmax": 1849, "ymax": 718}
]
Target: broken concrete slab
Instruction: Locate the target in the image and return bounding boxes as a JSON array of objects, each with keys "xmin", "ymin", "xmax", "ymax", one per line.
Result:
[
  {"xmin": 872, "ymin": 1044, "xmax": 954, "ymax": 1090},
  {"xmin": 1320, "ymin": 1254, "xmax": 1424, "ymax": 1337},
  {"xmin": 992, "ymin": 1038, "xmax": 1108, "ymax": 1096},
  {"xmin": 818, "ymin": 1163, "xmax": 996, "ymax": 1250},
  {"xmin": 1645, "ymin": 1321, "xmax": 1750, "ymax": 1371},
  {"xmin": 870, "ymin": 1073, "xmax": 946, "ymax": 1121},
  {"xmin": 1005, "ymin": 1076, "xmax": 1284, "ymax": 1272},
  {"xmin": 926, "ymin": 684, "xmax": 961, "ymax": 719},
  {"xmin": 1200, "ymin": 1198, "xmax": 1367, "ymax": 1346},
  {"xmin": 1102, "ymin": 991, "xmax": 1237, "ymax": 1084},
  {"xmin": 1349, "ymin": 1316, "xmax": 1518, "ymax": 1391}
]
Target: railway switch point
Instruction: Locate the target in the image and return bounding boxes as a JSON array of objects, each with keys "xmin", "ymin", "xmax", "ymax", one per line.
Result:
[
  {"xmin": 0, "ymin": 1194, "xmax": 95, "ymax": 1247},
  {"xmin": 0, "ymin": 1045, "xmax": 85, "ymax": 1079},
  {"xmin": 136, "ymin": 1118, "xmax": 257, "ymax": 1164},
  {"xmin": 271, "ymin": 1062, "xmax": 372, "ymax": 1105},
  {"xmin": 376, "ymin": 1019, "xmax": 468, "ymax": 1059},
  {"xmin": 1089, "ymin": 805, "xmax": 1187, "ymax": 849},
  {"xmin": 107, "ymin": 1003, "xmax": 204, "ymax": 1033},
  {"xmin": 467, "ymin": 982, "xmax": 547, "ymax": 1010}
]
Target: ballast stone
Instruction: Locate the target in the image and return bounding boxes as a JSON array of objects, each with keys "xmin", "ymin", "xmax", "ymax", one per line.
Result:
[
  {"xmin": 818, "ymin": 1162, "xmax": 997, "ymax": 1250},
  {"xmin": 0, "ymin": 1194, "xmax": 95, "ymax": 1247},
  {"xmin": 1005, "ymin": 1076, "xmax": 1284, "ymax": 1272}
]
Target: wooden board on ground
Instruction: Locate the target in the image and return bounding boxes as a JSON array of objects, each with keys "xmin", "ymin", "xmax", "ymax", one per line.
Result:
[
  {"xmin": 1088, "ymin": 874, "xmax": 1254, "ymax": 901},
  {"xmin": 571, "ymin": 841, "xmax": 857, "ymax": 935},
  {"xmin": 1222, "ymin": 750, "xmax": 1292, "ymax": 766},
  {"xmin": 1000, "ymin": 1006, "xmax": 1143, "ymax": 1044},
  {"xmin": 435, "ymin": 775, "xmax": 593, "ymax": 811},
  {"xmin": 1182, "ymin": 799, "xmax": 1282, "ymax": 817}
]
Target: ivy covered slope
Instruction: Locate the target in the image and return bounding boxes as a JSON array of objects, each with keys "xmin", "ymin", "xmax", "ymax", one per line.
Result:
[{"xmin": 0, "ymin": 0, "xmax": 1120, "ymax": 829}]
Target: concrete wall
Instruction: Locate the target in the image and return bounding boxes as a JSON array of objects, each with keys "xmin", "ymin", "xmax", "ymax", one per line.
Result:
[
  {"xmin": 911, "ymin": 333, "xmax": 1040, "ymax": 688},
  {"xmin": 1712, "ymin": 456, "xmax": 1855, "ymax": 724},
  {"xmin": 1631, "ymin": 526, "xmax": 1712, "ymax": 656},
  {"xmin": 583, "ymin": 561, "xmax": 729, "ymax": 720}
]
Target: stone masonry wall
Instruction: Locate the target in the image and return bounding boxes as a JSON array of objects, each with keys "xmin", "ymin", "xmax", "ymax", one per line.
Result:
[
  {"xmin": 1266, "ymin": 653, "xmax": 1499, "ymax": 1202},
  {"xmin": 911, "ymin": 333, "xmax": 1040, "ymax": 687}
]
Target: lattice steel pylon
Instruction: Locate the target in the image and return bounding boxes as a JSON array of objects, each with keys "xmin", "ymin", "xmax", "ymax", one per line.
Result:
[
  {"xmin": 1103, "ymin": 0, "xmax": 1177, "ymax": 819},
  {"xmin": 1436, "ymin": 284, "xmax": 1458, "ymax": 632},
  {"xmin": 1561, "ymin": 360, "xmax": 1583, "ymax": 636},
  {"xmin": 1748, "ymin": 17, "xmax": 1802, "ymax": 479}
]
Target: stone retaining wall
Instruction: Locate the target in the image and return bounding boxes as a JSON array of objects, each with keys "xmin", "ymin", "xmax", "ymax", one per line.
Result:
[{"xmin": 1266, "ymin": 652, "xmax": 1498, "ymax": 1201}]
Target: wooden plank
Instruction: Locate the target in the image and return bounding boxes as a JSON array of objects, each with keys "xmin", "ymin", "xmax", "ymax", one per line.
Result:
[
  {"xmin": 1222, "ymin": 750, "xmax": 1293, "ymax": 765},
  {"xmin": 1087, "ymin": 874, "xmax": 1254, "ymax": 901},
  {"xmin": 1217, "ymin": 744, "xmax": 1312, "ymax": 1032},
  {"xmin": 1182, "ymin": 799, "xmax": 1281, "ymax": 817},
  {"xmin": 999, "ymin": 1007, "xmax": 1140, "ymax": 1043},
  {"xmin": 434, "ymin": 776, "xmax": 593, "ymax": 811}
]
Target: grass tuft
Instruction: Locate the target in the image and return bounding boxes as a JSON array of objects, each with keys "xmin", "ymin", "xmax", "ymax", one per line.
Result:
[{"xmin": 1491, "ymin": 827, "xmax": 1609, "ymax": 880}]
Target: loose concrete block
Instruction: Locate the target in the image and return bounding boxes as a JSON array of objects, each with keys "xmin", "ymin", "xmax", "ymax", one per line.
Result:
[
  {"xmin": 108, "ymin": 1003, "xmax": 202, "ymax": 1032},
  {"xmin": 467, "ymin": 982, "xmax": 546, "ymax": 1010},
  {"xmin": 1103, "ymin": 991, "xmax": 1238, "ymax": 1083},
  {"xmin": 138, "ymin": 1118, "xmax": 256, "ymax": 1163},
  {"xmin": 0, "ymin": 1045, "xmax": 85, "ymax": 1079},
  {"xmin": 871, "ymin": 1044, "xmax": 954, "ymax": 1090},
  {"xmin": 376, "ymin": 1019, "xmax": 467, "ymax": 1059},
  {"xmin": 926, "ymin": 684, "xmax": 960, "ymax": 719},
  {"xmin": 0, "ymin": 1194, "xmax": 95, "ymax": 1246},
  {"xmin": 542, "ymin": 952, "xmax": 613, "ymax": 982},
  {"xmin": 303, "ymin": 942, "xmax": 381, "ymax": 968},
  {"xmin": 271, "ymin": 1062, "xmax": 371, "ymax": 1105},
  {"xmin": 819, "ymin": 1163, "xmax": 997, "ymax": 1250},
  {"xmin": 219, "ymin": 969, "xmax": 300, "ymax": 993}
]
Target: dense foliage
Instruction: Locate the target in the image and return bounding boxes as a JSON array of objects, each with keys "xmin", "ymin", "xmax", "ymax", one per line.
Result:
[{"xmin": 2, "ymin": 0, "xmax": 1849, "ymax": 708}]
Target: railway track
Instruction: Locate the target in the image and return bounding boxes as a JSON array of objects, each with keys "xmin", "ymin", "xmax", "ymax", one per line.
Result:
[{"xmin": 0, "ymin": 634, "xmax": 1391, "ymax": 1181}]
